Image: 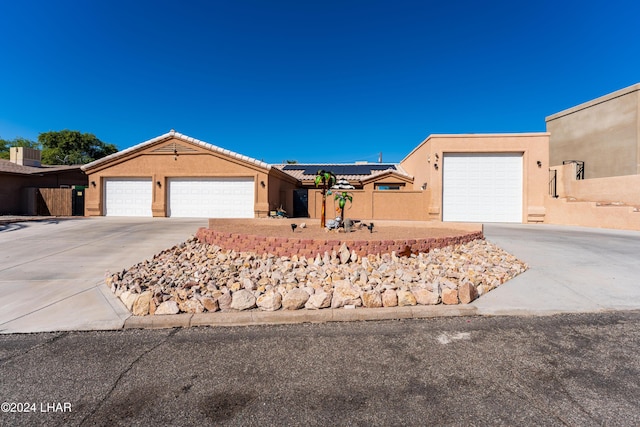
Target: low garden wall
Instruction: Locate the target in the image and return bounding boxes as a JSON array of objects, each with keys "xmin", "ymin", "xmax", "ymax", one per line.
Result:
[{"xmin": 195, "ymin": 227, "xmax": 484, "ymax": 257}]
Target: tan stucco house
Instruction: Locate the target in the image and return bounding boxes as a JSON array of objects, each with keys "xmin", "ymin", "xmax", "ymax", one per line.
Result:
[
  {"xmin": 81, "ymin": 130, "xmax": 297, "ymax": 218},
  {"xmin": 82, "ymin": 129, "xmax": 550, "ymax": 224}
]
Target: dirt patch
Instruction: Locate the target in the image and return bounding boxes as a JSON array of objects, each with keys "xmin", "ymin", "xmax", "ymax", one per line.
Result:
[{"xmin": 206, "ymin": 218, "xmax": 479, "ymax": 241}]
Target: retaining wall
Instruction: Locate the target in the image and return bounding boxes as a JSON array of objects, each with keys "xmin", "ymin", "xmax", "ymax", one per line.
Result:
[{"xmin": 195, "ymin": 227, "xmax": 484, "ymax": 257}]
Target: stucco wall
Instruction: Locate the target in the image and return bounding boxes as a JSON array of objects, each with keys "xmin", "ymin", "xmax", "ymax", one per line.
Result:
[
  {"xmin": 400, "ymin": 133, "xmax": 549, "ymax": 223},
  {"xmin": 552, "ymin": 162, "xmax": 640, "ymax": 205},
  {"xmin": 84, "ymin": 137, "xmax": 270, "ymax": 217},
  {"xmin": 545, "ymin": 84, "xmax": 640, "ymax": 179},
  {"xmin": 307, "ymin": 189, "xmax": 430, "ymax": 221}
]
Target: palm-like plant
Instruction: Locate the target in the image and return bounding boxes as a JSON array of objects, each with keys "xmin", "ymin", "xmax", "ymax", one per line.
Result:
[
  {"xmin": 334, "ymin": 191, "xmax": 353, "ymax": 225},
  {"xmin": 314, "ymin": 169, "xmax": 336, "ymax": 228}
]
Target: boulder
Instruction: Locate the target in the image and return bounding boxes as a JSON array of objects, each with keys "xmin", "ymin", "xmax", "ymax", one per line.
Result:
[
  {"xmin": 381, "ymin": 289, "xmax": 398, "ymax": 307},
  {"xmin": 230, "ymin": 289, "xmax": 256, "ymax": 311},
  {"xmin": 361, "ymin": 290, "xmax": 383, "ymax": 308},
  {"xmin": 397, "ymin": 290, "xmax": 417, "ymax": 306},
  {"xmin": 132, "ymin": 291, "xmax": 152, "ymax": 316},
  {"xmin": 282, "ymin": 288, "xmax": 309, "ymax": 310},
  {"xmin": 331, "ymin": 284, "xmax": 361, "ymax": 308},
  {"xmin": 155, "ymin": 300, "xmax": 180, "ymax": 315},
  {"xmin": 458, "ymin": 283, "xmax": 478, "ymax": 304},
  {"xmin": 442, "ymin": 288, "xmax": 459, "ymax": 305},
  {"xmin": 305, "ymin": 291, "xmax": 332, "ymax": 309},
  {"xmin": 257, "ymin": 290, "xmax": 282, "ymax": 311},
  {"xmin": 412, "ymin": 288, "xmax": 439, "ymax": 305}
]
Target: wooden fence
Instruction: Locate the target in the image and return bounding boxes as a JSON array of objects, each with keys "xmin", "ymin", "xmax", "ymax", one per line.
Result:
[{"xmin": 37, "ymin": 188, "xmax": 73, "ymax": 216}]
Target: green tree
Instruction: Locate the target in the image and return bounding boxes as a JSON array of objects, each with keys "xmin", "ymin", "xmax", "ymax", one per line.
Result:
[
  {"xmin": 38, "ymin": 130, "xmax": 117, "ymax": 165},
  {"xmin": 0, "ymin": 137, "xmax": 40, "ymax": 160},
  {"xmin": 314, "ymin": 169, "xmax": 336, "ymax": 228}
]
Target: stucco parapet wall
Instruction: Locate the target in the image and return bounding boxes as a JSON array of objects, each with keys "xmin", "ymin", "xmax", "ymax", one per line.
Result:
[
  {"xmin": 195, "ymin": 227, "xmax": 484, "ymax": 258},
  {"xmin": 81, "ymin": 130, "xmax": 271, "ymax": 172},
  {"xmin": 400, "ymin": 132, "xmax": 551, "ymax": 163},
  {"xmin": 545, "ymin": 83, "xmax": 640, "ymax": 122}
]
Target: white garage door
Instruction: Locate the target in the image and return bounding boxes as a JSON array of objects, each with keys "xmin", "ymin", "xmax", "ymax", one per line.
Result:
[
  {"xmin": 104, "ymin": 178, "xmax": 152, "ymax": 217},
  {"xmin": 168, "ymin": 177, "xmax": 255, "ymax": 218},
  {"xmin": 442, "ymin": 153, "xmax": 523, "ymax": 223}
]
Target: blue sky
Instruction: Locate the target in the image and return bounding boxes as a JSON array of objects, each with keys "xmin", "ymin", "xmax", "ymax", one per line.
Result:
[{"xmin": 1, "ymin": 0, "xmax": 639, "ymax": 163}]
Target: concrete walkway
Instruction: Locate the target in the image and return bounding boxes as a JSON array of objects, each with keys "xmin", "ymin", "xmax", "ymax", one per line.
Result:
[{"xmin": 1, "ymin": 218, "xmax": 639, "ymax": 333}]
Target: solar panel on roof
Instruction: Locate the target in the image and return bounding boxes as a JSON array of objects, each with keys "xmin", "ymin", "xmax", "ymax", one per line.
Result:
[{"xmin": 282, "ymin": 164, "xmax": 397, "ymax": 175}]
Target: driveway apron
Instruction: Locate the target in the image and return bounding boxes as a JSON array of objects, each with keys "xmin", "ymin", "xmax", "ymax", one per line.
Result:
[{"xmin": 0, "ymin": 217, "xmax": 206, "ymax": 333}]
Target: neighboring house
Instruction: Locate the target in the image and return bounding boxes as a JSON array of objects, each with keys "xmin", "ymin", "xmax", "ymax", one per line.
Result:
[
  {"xmin": 0, "ymin": 147, "xmax": 87, "ymax": 215},
  {"xmin": 545, "ymin": 83, "xmax": 640, "ymax": 230},
  {"xmin": 546, "ymin": 83, "xmax": 640, "ymax": 179}
]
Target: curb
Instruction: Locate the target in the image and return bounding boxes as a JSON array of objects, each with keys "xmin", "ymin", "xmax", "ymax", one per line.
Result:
[{"xmin": 123, "ymin": 305, "xmax": 478, "ymax": 330}]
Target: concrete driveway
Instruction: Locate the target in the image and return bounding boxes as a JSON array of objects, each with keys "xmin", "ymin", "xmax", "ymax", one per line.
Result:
[
  {"xmin": 0, "ymin": 217, "xmax": 206, "ymax": 333},
  {"xmin": 476, "ymin": 223, "xmax": 640, "ymax": 315}
]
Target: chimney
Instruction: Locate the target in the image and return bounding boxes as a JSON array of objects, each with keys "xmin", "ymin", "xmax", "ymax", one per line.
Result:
[{"xmin": 10, "ymin": 147, "xmax": 42, "ymax": 167}]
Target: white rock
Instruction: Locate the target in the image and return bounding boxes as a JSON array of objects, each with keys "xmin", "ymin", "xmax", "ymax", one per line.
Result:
[
  {"xmin": 155, "ymin": 300, "xmax": 179, "ymax": 315},
  {"xmin": 231, "ymin": 289, "xmax": 256, "ymax": 310}
]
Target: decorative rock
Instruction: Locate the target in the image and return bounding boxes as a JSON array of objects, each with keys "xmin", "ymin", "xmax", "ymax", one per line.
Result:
[
  {"xmin": 361, "ymin": 290, "xmax": 382, "ymax": 308},
  {"xmin": 412, "ymin": 288, "xmax": 439, "ymax": 305},
  {"xmin": 282, "ymin": 288, "xmax": 310, "ymax": 310},
  {"xmin": 120, "ymin": 291, "xmax": 138, "ymax": 311},
  {"xmin": 381, "ymin": 289, "xmax": 398, "ymax": 307},
  {"xmin": 305, "ymin": 291, "xmax": 331, "ymax": 309},
  {"xmin": 132, "ymin": 291, "xmax": 152, "ymax": 316},
  {"xmin": 442, "ymin": 288, "xmax": 459, "ymax": 305},
  {"xmin": 257, "ymin": 290, "xmax": 282, "ymax": 311},
  {"xmin": 458, "ymin": 283, "xmax": 478, "ymax": 304},
  {"xmin": 230, "ymin": 289, "xmax": 256, "ymax": 310},
  {"xmin": 217, "ymin": 292, "xmax": 233, "ymax": 311},
  {"xmin": 155, "ymin": 300, "xmax": 180, "ymax": 315},
  {"xmin": 201, "ymin": 296, "xmax": 219, "ymax": 312},
  {"xmin": 182, "ymin": 298, "xmax": 204, "ymax": 314},
  {"xmin": 109, "ymin": 235, "xmax": 527, "ymax": 315},
  {"xmin": 331, "ymin": 284, "xmax": 362, "ymax": 308},
  {"xmin": 397, "ymin": 290, "xmax": 417, "ymax": 306},
  {"xmin": 338, "ymin": 243, "xmax": 351, "ymax": 264}
]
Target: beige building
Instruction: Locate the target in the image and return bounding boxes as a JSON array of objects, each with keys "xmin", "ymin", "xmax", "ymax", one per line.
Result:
[
  {"xmin": 544, "ymin": 83, "xmax": 640, "ymax": 230},
  {"xmin": 400, "ymin": 133, "xmax": 549, "ymax": 223},
  {"xmin": 546, "ymin": 83, "xmax": 640, "ymax": 179},
  {"xmin": 82, "ymin": 129, "xmax": 549, "ymax": 224},
  {"xmin": 81, "ymin": 130, "xmax": 297, "ymax": 218}
]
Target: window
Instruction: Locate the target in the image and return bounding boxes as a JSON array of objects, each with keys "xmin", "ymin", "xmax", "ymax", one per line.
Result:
[{"xmin": 375, "ymin": 184, "xmax": 403, "ymax": 190}]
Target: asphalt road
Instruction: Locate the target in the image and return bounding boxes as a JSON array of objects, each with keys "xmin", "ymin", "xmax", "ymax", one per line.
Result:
[{"xmin": 2, "ymin": 312, "xmax": 640, "ymax": 426}]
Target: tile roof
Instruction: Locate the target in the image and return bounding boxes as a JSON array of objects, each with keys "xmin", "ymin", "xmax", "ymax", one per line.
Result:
[
  {"xmin": 273, "ymin": 163, "xmax": 413, "ymax": 182},
  {"xmin": 81, "ymin": 130, "xmax": 270, "ymax": 171}
]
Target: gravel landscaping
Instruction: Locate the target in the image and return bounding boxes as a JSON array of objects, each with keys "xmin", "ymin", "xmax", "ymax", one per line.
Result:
[{"xmin": 108, "ymin": 235, "xmax": 528, "ymax": 316}]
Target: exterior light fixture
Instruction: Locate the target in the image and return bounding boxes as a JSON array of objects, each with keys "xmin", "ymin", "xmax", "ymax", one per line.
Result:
[
  {"xmin": 537, "ymin": 161, "xmax": 542, "ymax": 167},
  {"xmin": 156, "ymin": 181, "xmax": 162, "ymax": 188},
  {"xmin": 91, "ymin": 181, "xmax": 96, "ymax": 187}
]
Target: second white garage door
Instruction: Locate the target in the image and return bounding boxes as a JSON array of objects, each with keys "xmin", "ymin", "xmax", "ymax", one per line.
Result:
[
  {"xmin": 167, "ymin": 177, "xmax": 255, "ymax": 218},
  {"xmin": 442, "ymin": 153, "xmax": 523, "ymax": 223}
]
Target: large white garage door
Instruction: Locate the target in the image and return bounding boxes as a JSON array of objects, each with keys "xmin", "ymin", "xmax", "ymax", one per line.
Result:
[
  {"xmin": 442, "ymin": 153, "xmax": 523, "ymax": 223},
  {"xmin": 104, "ymin": 178, "xmax": 153, "ymax": 217},
  {"xmin": 168, "ymin": 177, "xmax": 255, "ymax": 218}
]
